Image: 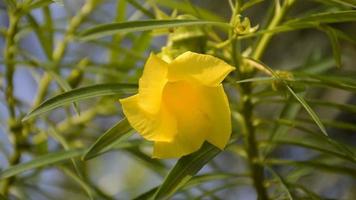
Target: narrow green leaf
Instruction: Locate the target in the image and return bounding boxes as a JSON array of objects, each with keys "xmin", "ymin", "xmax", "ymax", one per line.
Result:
[
  {"xmin": 27, "ymin": 0, "xmax": 54, "ymax": 10},
  {"xmin": 134, "ymin": 173, "xmax": 241, "ymax": 200},
  {"xmin": 60, "ymin": 166, "xmax": 95, "ymax": 200},
  {"xmin": 48, "ymin": 126, "xmax": 83, "ymax": 177},
  {"xmin": 23, "ymin": 83, "xmax": 137, "ymax": 121},
  {"xmin": 79, "ymin": 19, "xmax": 230, "ymax": 40},
  {"xmin": 153, "ymin": 142, "xmax": 221, "ymax": 199},
  {"xmin": 265, "ymin": 159, "xmax": 356, "ymax": 178},
  {"xmin": 272, "ymin": 118, "xmax": 355, "ymax": 159},
  {"xmin": 125, "ymin": 0, "xmax": 155, "ymax": 18},
  {"xmin": 125, "ymin": 147, "xmax": 167, "ymax": 176},
  {"xmin": 321, "ymin": 26, "xmax": 342, "ymax": 68},
  {"xmin": 155, "ymin": 0, "xmax": 224, "ymax": 21},
  {"xmin": 83, "ymin": 118, "xmax": 133, "ymax": 160},
  {"xmin": 268, "ymin": 139, "xmax": 356, "ymax": 163},
  {"xmin": 26, "ymin": 14, "xmax": 52, "ymax": 59},
  {"xmin": 286, "ymin": 10, "xmax": 356, "ymax": 25},
  {"xmin": 314, "ymin": 0, "xmax": 356, "ymax": 8},
  {"xmin": 241, "ymin": 11, "xmax": 356, "ymax": 39},
  {"xmin": 265, "ymin": 166, "xmax": 294, "ymax": 200},
  {"xmin": 0, "ymin": 149, "xmax": 85, "ymax": 179},
  {"xmin": 241, "ymin": 0, "xmax": 265, "ymax": 11},
  {"xmin": 235, "ymin": 77, "xmax": 276, "ymax": 84},
  {"xmin": 293, "ymin": 73, "xmax": 356, "ymax": 92},
  {"xmin": 286, "ymin": 86, "xmax": 328, "ymax": 136}
]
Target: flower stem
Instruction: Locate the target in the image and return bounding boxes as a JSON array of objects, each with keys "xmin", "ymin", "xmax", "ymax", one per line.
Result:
[
  {"xmin": 240, "ymin": 82, "xmax": 268, "ymax": 200},
  {"xmin": 33, "ymin": 0, "xmax": 99, "ymax": 108},
  {"xmin": 237, "ymin": 1, "xmax": 295, "ymax": 199},
  {"xmin": 252, "ymin": 0, "xmax": 295, "ymax": 60},
  {"xmin": 1, "ymin": 9, "xmax": 22, "ymax": 196}
]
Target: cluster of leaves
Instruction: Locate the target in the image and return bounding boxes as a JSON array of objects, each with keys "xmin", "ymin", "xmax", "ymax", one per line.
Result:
[{"xmin": 0, "ymin": 0, "xmax": 355, "ymax": 199}]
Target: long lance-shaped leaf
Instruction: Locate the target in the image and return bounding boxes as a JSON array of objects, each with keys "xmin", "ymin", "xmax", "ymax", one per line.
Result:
[
  {"xmin": 286, "ymin": 86, "xmax": 328, "ymax": 136},
  {"xmin": 317, "ymin": 0, "xmax": 356, "ymax": 8},
  {"xmin": 23, "ymin": 83, "xmax": 137, "ymax": 121},
  {"xmin": 243, "ymin": 57, "xmax": 328, "ymax": 137},
  {"xmin": 0, "ymin": 149, "xmax": 85, "ymax": 179},
  {"xmin": 241, "ymin": 10, "xmax": 356, "ymax": 39},
  {"xmin": 265, "ymin": 159, "xmax": 356, "ymax": 178},
  {"xmin": 79, "ymin": 19, "xmax": 230, "ymax": 40},
  {"xmin": 153, "ymin": 142, "xmax": 221, "ymax": 199},
  {"xmin": 134, "ymin": 173, "xmax": 247, "ymax": 200},
  {"xmin": 83, "ymin": 118, "xmax": 133, "ymax": 160}
]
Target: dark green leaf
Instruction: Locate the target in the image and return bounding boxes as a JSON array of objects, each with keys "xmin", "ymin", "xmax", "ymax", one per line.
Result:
[
  {"xmin": 125, "ymin": 0, "xmax": 155, "ymax": 18},
  {"xmin": 27, "ymin": 0, "xmax": 55, "ymax": 11},
  {"xmin": 23, "ymin": 83, "xmax": 137, "ymax": 121},
  {"xmin": 269, "ymin": 139, "xmax": 356, "ymax": 163},
  {"xmin": 0, "ymin": 149, "xmax": 85, "ymax": 179},
  {"xmin": 155, "ymin": 0, "xmax": 224, "ymax": 21},
  {"xmin": 83, "ymin": 118, "xmax": 133, "ymax": 160},
  {"xmin": 153, "ymin": 142, "xmax": 221, "ymax": 199},
  {"xmin": 60, "ymin": 166, "xmax": 95, "ymax": 200},
  {"xmin": 286, "ymin": 10, "xmax": 356, "ymax": 25},
  {"xmin": 79, "ymin": 19, "xmax": 230, "ymax": 40},
  {"xmin": 314, "ymin": 0, "xmax": 356, "ymax": 8},
  {"xmin": 321, "ymin": 26, "xmax": 342, "ymax": 68},
  {"xmin": 265, "ymin": 159, "xmax": 356, "ymax": 178},
  {"xmin": 286, "ymin": 86, "xmax": 328, "ymax": 136}
]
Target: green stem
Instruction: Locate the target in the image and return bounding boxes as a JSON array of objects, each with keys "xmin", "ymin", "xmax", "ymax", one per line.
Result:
[
  {"xmin": 238, "ymin": 1, "xmax": 295, "ymax": 199},
  {"xmin": 33, "ymin": 0, "xmax": 99, "ymax": 108},
  {"xmin": 2, "ymin": 11, "xmax": 22, "ymax": 196},
  {"xmin": 240, "ymin": 82, "xmax": 268, "ymax": 200},
  {"xmin": 252, "ymin": 0, "xmax": 295, "ymax": 60}
]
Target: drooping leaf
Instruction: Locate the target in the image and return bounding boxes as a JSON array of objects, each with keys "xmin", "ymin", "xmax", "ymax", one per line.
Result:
[
  {"xmin": 23, "ymin": 83, "xmax": 137, "ymax": 121},
  {"xmin": 286, "ymin": 86, "xmax": 328, "ymax": 136}
]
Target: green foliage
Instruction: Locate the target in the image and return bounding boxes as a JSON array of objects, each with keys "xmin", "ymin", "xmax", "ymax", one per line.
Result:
[{"xmin": 0, "ymin": 0, "xmax": 355, "ymax": 199}]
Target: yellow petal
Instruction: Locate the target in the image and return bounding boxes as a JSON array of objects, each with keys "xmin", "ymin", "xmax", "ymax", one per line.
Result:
[
  {"xmin": 120, "ymin": 95, "xmax": 177, "ymax": 142},
  {"xmin": 168, "ymin": 51, "xmax": 235, "ymax": 86},
  {"xmin": 152, "ymin": 81, "xmax": 231, "ymax": 158},
  {"xmin": 153, "ymin": 133, "xmax": 205, "ymax": 158},
  {"xmin": 201, "ymin": 84, "xmax": 231, "ymax": 149},
  {"xmin": 138, "ymin": 53, "xmax": 169, "ymax": 114}
]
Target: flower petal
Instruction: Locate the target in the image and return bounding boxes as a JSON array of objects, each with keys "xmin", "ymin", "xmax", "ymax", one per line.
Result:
[
  {"xmin": 153, "ymin": 133, "xmax": 205, "ymax": 158},
  {"xmin": 120, "ymin": 95, "xmax": 177, "ymax": 142},
  {"xmin": 138, "ymin": 53, "xmax": 169, "ymax": 114},
  {"xmin": 152, "ymin": 81, "xmax": 231, "ymax": 158},
  {"xmin": 168, "ymin": 51, "xmax": 235, "ymax": 86},
  {"xmin": 201, "ymin": 84, "xmax": 231, "ymax": 149}
]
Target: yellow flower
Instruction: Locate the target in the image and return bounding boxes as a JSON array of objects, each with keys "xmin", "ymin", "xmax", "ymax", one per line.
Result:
[{"xmin": 120, "ymin": 51, "xmax": 235, "ymax": 158}]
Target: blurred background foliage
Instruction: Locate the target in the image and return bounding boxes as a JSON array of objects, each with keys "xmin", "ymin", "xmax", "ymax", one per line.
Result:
[{"xmin": 0, "ymin": 0, "xmax": 356, "ymax": 199}]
